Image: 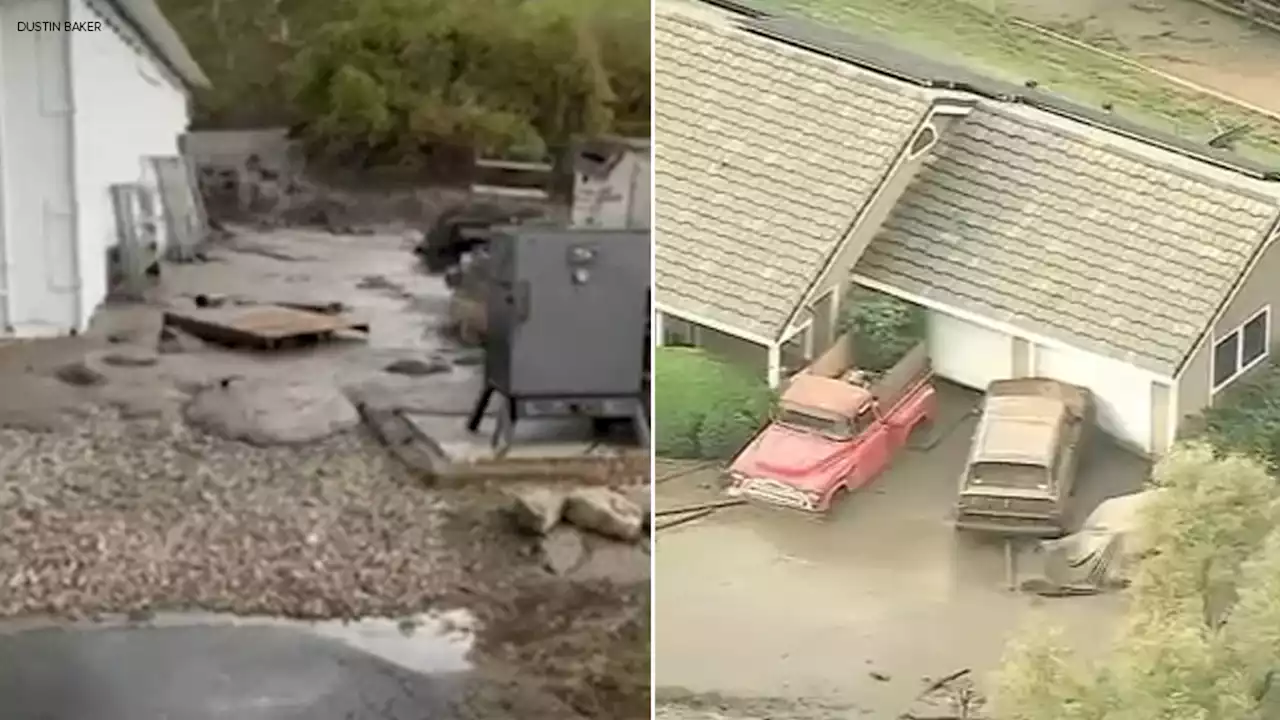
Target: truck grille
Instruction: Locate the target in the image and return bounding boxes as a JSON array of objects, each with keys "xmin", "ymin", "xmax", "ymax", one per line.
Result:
[{"xmin": 737, "ymin": 478, "xmax": 816, "ymax": 511}]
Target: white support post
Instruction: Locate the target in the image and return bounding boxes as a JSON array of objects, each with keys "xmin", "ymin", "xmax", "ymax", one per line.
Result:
[
  {"xmin": 828, "ymin": 279, "xmax": 845, "ymax": 341},
  {"xmin": 654, "ymin": 311, "xmax": 665, "ymax": 347},
  {"xmin": 766, "ymin": 343, "xmax": 782, "ymax": 389}
]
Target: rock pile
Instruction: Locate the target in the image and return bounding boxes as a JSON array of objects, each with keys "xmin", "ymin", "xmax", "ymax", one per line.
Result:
[{"xmin": 506, "ymin": 485, "xmax": 650, "ymax": 584}]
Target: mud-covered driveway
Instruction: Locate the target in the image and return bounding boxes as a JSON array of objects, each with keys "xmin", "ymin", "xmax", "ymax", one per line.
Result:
[{"xmin": 655, "ymin": 383, "xmax": 1148, "ymax": 719}]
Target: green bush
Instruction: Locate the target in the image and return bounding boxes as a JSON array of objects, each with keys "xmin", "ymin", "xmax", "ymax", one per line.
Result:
[
  {"xmin": 1184, "ymin": 362, "xmax": 1280, "ymax": 471},
  {"xmin": 838, "ymin": 286, "xmax": 926, "ymax": 372},
  {"xmin": 654, "ymin": 347, "xmax": 773, "ymax": 459}
]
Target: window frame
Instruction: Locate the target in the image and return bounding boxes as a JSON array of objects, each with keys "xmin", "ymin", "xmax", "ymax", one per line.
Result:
[{"xmin": 1211, "ymin": 306, "xmax": 1270, "ymax": 393}]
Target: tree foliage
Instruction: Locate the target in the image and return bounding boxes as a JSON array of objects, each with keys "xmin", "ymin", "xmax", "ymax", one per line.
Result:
[
  {"xmin": 158, "ymin": 0, "xmax": 649, "ymax": 164},
  {"xmin": 1183, "ymin": 362, "xmax": 1280, "ymax": 472},
  {"xmin": 839, "ymin": 286, "xmax": 926, "ymax": 372},
  {"xmin": 993, "ymin": 442, "xmax": 1280, "ymax": 720}
]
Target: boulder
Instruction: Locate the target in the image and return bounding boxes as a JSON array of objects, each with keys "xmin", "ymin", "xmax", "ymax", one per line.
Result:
[
  {"xmin": 384, "ymin": 357, "xmax": 450, "ymax": 377},
  {"xmin": 506, "ymin": 487, "xmax": 566, "ymax": 535},
  {"xmin": 563, "ymin": 487, "xmax": 644, "ymax": 542},
  {"xmin": 54, "ymin": 361, "xmax": 107, "ymax": 387},
  {"xmin": 540, "ymin": 526, "xmax": 587, "ymax": 576},
  {"xmin": 571, "ymin": 540, "xmax": 650, "ymax": 585},
  {"xmin": 184, "ymin": 378, "xmax": 360, "ymax": 446}
]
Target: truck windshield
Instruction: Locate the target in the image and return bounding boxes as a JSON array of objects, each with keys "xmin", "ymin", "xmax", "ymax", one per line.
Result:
[
  {"xmin": 969, "ymin": 461, "xmax": 1052, "ymax": 491},
  {"xmin": 775, "ymin": 407, "xmax": 858, "ymax": 440}
]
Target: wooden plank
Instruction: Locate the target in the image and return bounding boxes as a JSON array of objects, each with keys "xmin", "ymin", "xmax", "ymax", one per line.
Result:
[
  {"xmin": 163, "ymin": 305, "xmax": 368, "ymax": 349},
  {"xmin": 1009, "ymin": 18, "xmax": 1280, "ymax": 124}
]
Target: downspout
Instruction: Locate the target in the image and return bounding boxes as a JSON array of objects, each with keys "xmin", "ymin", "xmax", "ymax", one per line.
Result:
[{"xmin": 62, "ymin": 0, "xmax": 84, "ymax": 331}]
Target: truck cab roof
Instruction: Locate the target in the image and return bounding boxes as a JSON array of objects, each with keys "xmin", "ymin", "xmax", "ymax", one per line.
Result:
[{"xmin": 781, "ymin": 374, "xmax": 873, "ymax": 418}]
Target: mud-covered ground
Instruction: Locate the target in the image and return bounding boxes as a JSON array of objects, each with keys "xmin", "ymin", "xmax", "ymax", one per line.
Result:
[
  {"xmin": 653, "ymin": 384, "xmax": 1145, "ymax": 720},
  {"xmin": 0, "ymin": 225, "xmax": 649, "ymax": 719}
]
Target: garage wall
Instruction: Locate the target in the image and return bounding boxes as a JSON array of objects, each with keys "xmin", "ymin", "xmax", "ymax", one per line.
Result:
[
  {"xmin": 925, "ymin": 310, "xmax": 1012, "ymax": 390},
  {"xmin": 0, "ymin": 0, "xmax": 79, "ymax": 335},
  {"xmin": 923, "ymin": 306, "xmax": 1167, "ymax": 454},
  {"xmin": 1035, "ymin": 342, "xmax": 1156, "ymax": 453},
  {"xmin": 69, "ymin": 0, "xmax": 190, "ymax": 326}
]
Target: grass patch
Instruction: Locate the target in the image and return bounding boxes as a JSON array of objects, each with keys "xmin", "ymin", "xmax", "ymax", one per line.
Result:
[{"xmin": 654, "ymin": 347, "xmax": 774, "ymax": 460}]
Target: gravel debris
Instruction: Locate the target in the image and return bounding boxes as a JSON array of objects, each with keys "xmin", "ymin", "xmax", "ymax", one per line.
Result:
[{"xmin": 0, "ymin": 406, "xmax": 454, "ymax": 620}]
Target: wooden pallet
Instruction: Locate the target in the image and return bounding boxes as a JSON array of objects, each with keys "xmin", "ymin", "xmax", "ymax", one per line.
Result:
[{"xmin": 163, "ymin": 305, "xmax": 370, "ymax": 351}]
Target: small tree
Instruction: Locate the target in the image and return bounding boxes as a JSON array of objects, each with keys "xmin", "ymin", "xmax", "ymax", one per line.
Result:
[
  {"xmin": 1184, "ymin": 362, "xmax": 1280, "ymax": 472},
  {"xmin": 993, "ymin": 442, "xmax": 1280, "ymax": 720},
  {"xmin": 839, "ymin": 286, "xmax": 925, "ymax": 372}
]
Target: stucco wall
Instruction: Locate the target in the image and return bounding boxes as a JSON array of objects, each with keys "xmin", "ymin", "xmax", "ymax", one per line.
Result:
[
  {"xmin": 1177, "ymin": 229, "xmax": 1280, "ymax": 424},
  {"xmin": 70, "ymin": 0, "xmax": 189, "ymax": 325}
]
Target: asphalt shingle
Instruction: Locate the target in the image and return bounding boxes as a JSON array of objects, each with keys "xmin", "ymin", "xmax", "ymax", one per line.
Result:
[
  {"xmin": 857, "ymin": 104, "xmax": 1280, "ymax": 375},
  {"xmin": 655, "ymin": 1, "xmax": 933, "ymax": 341}
]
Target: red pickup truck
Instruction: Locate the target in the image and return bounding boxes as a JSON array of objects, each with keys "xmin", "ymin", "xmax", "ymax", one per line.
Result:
[{"xmin": 726, "ymin": 338, "xmax": 936, "ymax": 513}]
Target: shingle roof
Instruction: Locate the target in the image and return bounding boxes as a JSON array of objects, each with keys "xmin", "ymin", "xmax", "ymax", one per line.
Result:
[
  {"xmin": 655, "ymin": 1, "xmax": 934, "ymax": 341},
  {"xmin": 856, "ymin": 104, "xmax": 1280, "ymax": 375}
]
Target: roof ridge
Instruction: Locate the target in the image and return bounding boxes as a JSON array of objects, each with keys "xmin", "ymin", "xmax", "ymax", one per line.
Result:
[{"xmin": 729, "ymin": 9, "xmax": 1280, "ymax": 182}]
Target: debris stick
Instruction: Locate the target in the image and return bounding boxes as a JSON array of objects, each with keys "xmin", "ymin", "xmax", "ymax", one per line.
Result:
[
  {"xmin": 655, "ymin": 509, "xmax": 714, "ymax": 531},
  {"xmin": 920, "ymin": 668, "xmax": 971, "ymax": 697},
  {"xmin": 655, "ymin": 499, "xmax": 746, "ymax": 517}
]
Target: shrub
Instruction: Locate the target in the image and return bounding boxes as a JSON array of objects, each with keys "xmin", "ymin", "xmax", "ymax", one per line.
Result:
[
  {"xmin": 654, "ymin": 347, "xmax": 773, "ymax": 459},
  {"xmin": 838, "ymin": 286, "xmax": 926, "ymax": 372},
  {"xmin": 1183, "ymin": 362, "xmax": 1280, "ymax": 471}
]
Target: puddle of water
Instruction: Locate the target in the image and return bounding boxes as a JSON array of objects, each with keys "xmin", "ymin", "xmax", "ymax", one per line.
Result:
[
  {"xmin": 150, "ymin": 610, "xmax": 477, "ymax": 674},
  {"xmin": 0, "ymin": 608, "xmax": 477, "ymax": 676}
]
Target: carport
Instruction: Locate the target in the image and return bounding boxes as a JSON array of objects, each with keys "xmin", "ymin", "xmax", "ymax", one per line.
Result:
[{"xmin": 653, "ymin": 0, "xmax": 968, "ymax": 387}]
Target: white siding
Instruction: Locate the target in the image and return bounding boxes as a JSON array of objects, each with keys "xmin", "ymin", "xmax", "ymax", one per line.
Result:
[
  {"xmin": 1036, "ymin": 343, "xmax": 1155, "ymax": 453},
  {"xmin": 69, "ymin": 0, "xmax": 189, "ymax": 325},
  {"xmin": 0, "ymin": 0, "xmax": 79, "ymax": 335},
  {"xmin": 926, "ymin": 310, "xmax": 1012, "ymax": 390}
]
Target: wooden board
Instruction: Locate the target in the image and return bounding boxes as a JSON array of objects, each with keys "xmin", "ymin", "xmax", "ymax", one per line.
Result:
[{"xmin": 163, "ymin": 305, "xmax": 369, "ymax": 350}]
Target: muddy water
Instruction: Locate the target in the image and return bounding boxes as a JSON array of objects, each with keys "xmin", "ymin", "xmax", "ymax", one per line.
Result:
[
  {"xmin": 0, "ymin": 611, "xmax": 479, "ymax": 719},
  {"xmin": 656, "ymin": 385, "xmax": 1144, "ymax": 718}
]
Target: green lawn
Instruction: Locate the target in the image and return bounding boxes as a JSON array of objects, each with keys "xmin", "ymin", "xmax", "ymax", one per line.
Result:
[{"xmin": 762, "ymin": 0, "xmax": 1280, "ymax": 165}]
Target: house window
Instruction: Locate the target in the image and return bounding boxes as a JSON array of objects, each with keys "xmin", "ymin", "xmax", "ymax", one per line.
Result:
[{"xmin": 1212, "ymin": 307, "xmax": 1270, "ymax": 390}]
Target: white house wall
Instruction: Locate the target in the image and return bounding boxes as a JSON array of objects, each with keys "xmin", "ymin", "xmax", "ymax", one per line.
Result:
[
  {"xmin": 1035, "ymin": 342, "xmax": 1156, "ymax": 453},
  {"xmin": 917, "ymin": 303, "xmax": 1161, "ymax": 454},
  {"xmin": 925, "ymin": 310, "xmax": 1012, "ymax": 390},
  {"xmin": 69, "ymin": 0, "xmax": 189, "ymax": 326},
  {"xmin": 0, "ymin": 0, "xmax": 79, "ymax": 335}
]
